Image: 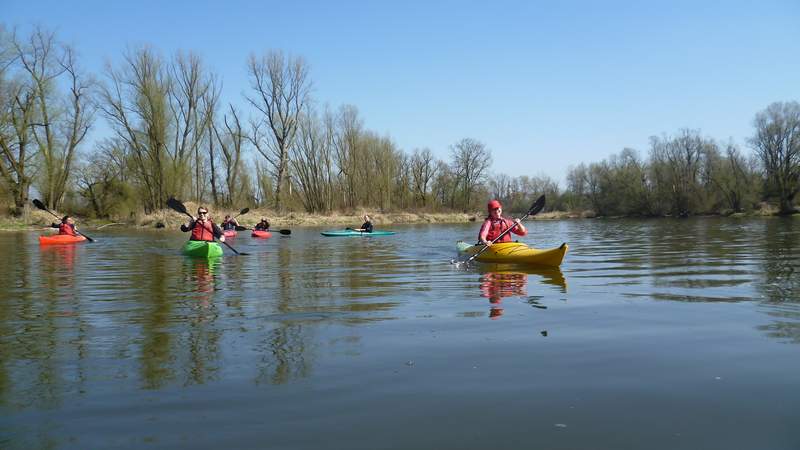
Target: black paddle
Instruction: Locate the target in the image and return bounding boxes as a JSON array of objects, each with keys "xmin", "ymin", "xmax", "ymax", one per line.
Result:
[
  {"xmin": 466, "ymin": 195, "xmax": 546, "ymax": 264},
  {"xmin": 232, "ymin": 208, "xmax": 249, "ymax": 219},
  {"xmin": 166, "ymin": 197, "xmax": 249, "ymax": 256},
  {"xmin": 235, "ymin": 225, "xmax": 291, "ymax": 235},
  {"xmin": 32, "ymin": 199, "xmax": 95, "ymax": 242}
]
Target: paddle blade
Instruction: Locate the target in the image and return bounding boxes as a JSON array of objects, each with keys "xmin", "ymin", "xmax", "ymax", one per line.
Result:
[
  {"xmin": 527, "ymin": 195, "xmax": 546, "ymax": 216},
  {"xmin": 279, "ymin": 229, "xmax": 291, "ymax": 235},
  {"xmin": 32, "ymin": 199, "xmax": 48, "ymax": 211},
  {"xmin": 166, "ymin": 197, "xmax": 190, "ymax": 216},
  {"xmin": 239, "ymin": 207, "xmax": 250, "ymax": 215}
]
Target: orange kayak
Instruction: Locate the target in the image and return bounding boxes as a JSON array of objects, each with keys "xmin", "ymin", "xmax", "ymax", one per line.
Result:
[
  {"xmin": 251, "ymin": 230, "xmax": 272, "ymax": 238},
  {"xmin": 39, "ymin": 234, "xmax": 87, "ymax": 245}
]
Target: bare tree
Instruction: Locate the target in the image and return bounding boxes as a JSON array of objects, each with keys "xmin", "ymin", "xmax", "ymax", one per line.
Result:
[
  {"xmin": 0, "ymin": 27, "xmax": 94, "ymax": 211},
  {"xmin": 213, "ymin": 104, "xmax": 246, "ymax": 206},
  {"xmin": 450, "ymin": 138, "xmax": 492, "ymax": 211},
  {"xmin": 98, "ymin": 47, "xmax": 170, "ymax": 212},
  {"xmin": 0, "ymin": 66, "xmax": 36, "ymax": 213},
  {"xmin": 750, "ymin": 101, "xmax": 800, "ymax": 214},
  {"xmin": 170, "ymin": 51, "xmax": 215, "ymax": 202},
  {"xmin": 332, "ymin": 104, "xmax": 362, "ymax": 208},
  {"xmin": 246, "ymin": 50, "xmax": 310, "ymax": 210},
  {"xmin": 410, "ymin": 147, "xmax": 437, "ymax": 207},
  {"xmin": 289, "ymin": 106, "xmax": 336, "ymax": 212}
]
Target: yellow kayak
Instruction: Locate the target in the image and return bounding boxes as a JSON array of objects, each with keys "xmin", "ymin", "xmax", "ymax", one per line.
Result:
[{"xmin": 456, "ymin": 241, "xmax": 568, "ymax": 267}]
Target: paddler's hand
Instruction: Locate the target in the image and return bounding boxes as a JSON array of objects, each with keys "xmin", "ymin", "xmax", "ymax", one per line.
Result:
[
  {"xmin": 482, "ymin": 240, "xmax": 492, "ymax": 247},
  {"xmin": 219, "ymin": 236, "xmax": 226, "ymax": 243},
  {"xmin": 513, "ymin": 219, "xmax": 522, "ymax": 227}
]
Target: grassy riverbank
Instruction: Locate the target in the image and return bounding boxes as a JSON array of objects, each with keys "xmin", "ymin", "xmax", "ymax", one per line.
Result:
[
  {"xmin": 2, "ymin": 202, "xmax": 793, "ymax": 232},
  {"xmin": 0, "ymin": 204, "xmax": 484, "ymax": 231}
]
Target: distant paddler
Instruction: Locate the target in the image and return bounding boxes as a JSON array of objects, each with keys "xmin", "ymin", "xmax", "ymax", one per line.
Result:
[
  {"xmin": 350, "ymin": 214, "xmax": 373, "ymax": 233},
  {"xmin": 222, "ymin": 214, "xmax": 240, "ymax": 231},
  {"xmin": 254, "ymin": 217, "xmax": 271, "ymax": 231},
  {"xmin": 50, "ymin": 215, "xmax": 80, "ymax": 236}
]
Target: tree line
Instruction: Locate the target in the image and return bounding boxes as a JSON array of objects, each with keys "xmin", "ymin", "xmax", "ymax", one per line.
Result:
[{"xmin": 1, "ymin": 26, "xmax": 798, "ymax": 219}]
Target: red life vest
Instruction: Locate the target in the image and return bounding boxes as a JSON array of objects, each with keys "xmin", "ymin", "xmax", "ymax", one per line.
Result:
[
  {"xmin": 59, "ymin": 223, "xmax": 76, "ymax": 236},
  {"xmin": 190, "ymin": 220, "xmax": 216, "ymax": 241},
  {"xmin": 484, "ymin": 217, "xmax": 514, "ymax": 243}
]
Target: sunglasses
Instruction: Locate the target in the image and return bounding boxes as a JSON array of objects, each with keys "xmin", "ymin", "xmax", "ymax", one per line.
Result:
[{"xmin": 198, "ymin": 211, "xmax": 208, "ymax": 215}]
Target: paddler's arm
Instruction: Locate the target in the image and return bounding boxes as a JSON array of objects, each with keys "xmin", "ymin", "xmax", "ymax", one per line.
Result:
[
  {"xmin": 478, "ymin": 220, "xmax": 491, "ymax": 246},
  {"xmin": 180, "ymin": 219, "xmax": 196, "ymax": 232},
  {"xmin": 510, "ymin": 218, "xmax": 527, "ymax": 236},
  {"xmin": 212, "ymin": 223, "xmax": 225, "ymax": 242}
]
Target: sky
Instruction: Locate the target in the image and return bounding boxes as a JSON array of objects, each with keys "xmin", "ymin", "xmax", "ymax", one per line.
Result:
[{"xmin": 4, "ymin": 0, "xmax": 799, "ymax": 183}]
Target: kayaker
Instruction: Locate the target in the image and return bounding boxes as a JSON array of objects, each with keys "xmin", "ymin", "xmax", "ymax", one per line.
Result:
[
  {"xmin": 222, "ymin": 215, "xmax": 240, "ymax": 231},
  {"xmin": 254, "ymin": 217, "xmax": 270, "ymax": 231},
  {"xmin": 352, "ymin": 214, "xmax": 373, "ymax": 233},
  {"xmin": 478, "ymin": 200, "xmax": 526, "ymax": 246},
  {"xmin": 50, "ymin": 215, "xmax": 79, "ymax": 236},
  {"xmin": 181, "ymin": 207, "xmax": 225, "ymax": 242}
]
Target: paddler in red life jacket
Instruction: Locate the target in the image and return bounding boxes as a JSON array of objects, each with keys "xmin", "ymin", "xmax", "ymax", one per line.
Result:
[
  {"xmin": 478, "ymin": 199, "xmax": 526, "ymax": 246},
  {"xmin": 50, "ymin": 215, "xmax": 79, "ymax": 236},
  {"xmin": 180, "ymin": 206, "xmax": 225, "ymax": 242}
]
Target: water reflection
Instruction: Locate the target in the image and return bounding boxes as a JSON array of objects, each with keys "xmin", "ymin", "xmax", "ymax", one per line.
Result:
[
  {"xmin": 477, "ymin": 265, "xmax": 566, "ymax": 319},
  {"xmin": 1, "ymin": 219, "xmax": 799, "ymax": 449}
]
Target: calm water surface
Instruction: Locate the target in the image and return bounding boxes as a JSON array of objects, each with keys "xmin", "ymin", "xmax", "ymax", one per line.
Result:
[{"xmin": 1, "ymin": 218, "xmax": 799, "ymax": 449}]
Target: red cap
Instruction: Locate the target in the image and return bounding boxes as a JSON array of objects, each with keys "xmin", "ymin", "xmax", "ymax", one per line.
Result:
[{"xmin": 487, "ymin": 200, "xmax": 502, "ymax": 211}]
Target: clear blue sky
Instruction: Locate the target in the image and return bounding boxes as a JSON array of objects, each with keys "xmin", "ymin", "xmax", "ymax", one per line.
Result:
[{"xmin": 5, "ymin": 0, "xmax": 799, "ymax": 182}]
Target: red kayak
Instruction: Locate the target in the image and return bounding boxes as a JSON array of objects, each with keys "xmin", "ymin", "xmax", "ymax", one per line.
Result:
[
  {"xmin": 39, "ymin": 234, "xmax": 87, "ymax": 245},
  {"xmin": 251, "ymin": 230, "xmax": 272, "ymax": 238},
  {"xmin": 223, "ymin": 230, "xmax": 237, "ymax": 238}
]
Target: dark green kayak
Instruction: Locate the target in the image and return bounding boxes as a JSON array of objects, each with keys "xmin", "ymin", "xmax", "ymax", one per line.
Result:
[
  {"xmin": 182, "ymin": 240, "xmax": 223, "ymax": 258},
  {"xmin": 320, "ymin": 230, "xmax": 397, "ymax": 237}
]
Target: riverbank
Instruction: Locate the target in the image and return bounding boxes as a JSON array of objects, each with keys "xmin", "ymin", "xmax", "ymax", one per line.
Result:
[
  {"xmin": 1, "ymin": 205, "xmax": 485, "ymax": 231},
  {"xmin": 2, "ymin": 203, "xmax": 793, "ymax": 231}
]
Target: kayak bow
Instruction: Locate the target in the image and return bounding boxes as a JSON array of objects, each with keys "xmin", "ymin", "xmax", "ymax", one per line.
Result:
[{"xmin": 182, "ymin": 240, "xmax": 224, "ymax": 258}]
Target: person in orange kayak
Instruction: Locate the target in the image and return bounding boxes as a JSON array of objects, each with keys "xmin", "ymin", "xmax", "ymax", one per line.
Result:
[
  {"xmin": 50, "ymin": 215, "xmax": 79, "ymax": 236},
  {"xmin": 478, "ymin": 199, "xmax": 526, "ymax": 246},
  {"xmin": 222, "ymin": 214, "xmax": 240, "ymax": 231},
  {"xmin": 254, "ymin": 217, "xmax": 270, "ymax": 231},
  {"xmin": 181, "ymin": 206, "xmax": 225, "ymax": 242}
]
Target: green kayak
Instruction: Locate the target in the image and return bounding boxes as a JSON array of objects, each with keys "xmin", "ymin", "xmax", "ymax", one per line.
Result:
[
  {"xmin": 182, "ymin": 240, "xmax": 223, "ymax": 258},
  {"xmin": 321, "ymin": 230, "xmax": 397, "ymax": 237}
]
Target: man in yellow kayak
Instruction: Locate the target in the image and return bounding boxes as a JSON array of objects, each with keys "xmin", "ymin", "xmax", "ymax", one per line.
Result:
[{"xmin": 478, "ymin": 200, "xmax": 526, "ymax": 246}]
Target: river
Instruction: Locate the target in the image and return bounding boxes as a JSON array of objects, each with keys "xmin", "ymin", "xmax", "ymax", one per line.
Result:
[{"xmin": 1, "ymin": 217, "xmax": 799, "ymax": 449}]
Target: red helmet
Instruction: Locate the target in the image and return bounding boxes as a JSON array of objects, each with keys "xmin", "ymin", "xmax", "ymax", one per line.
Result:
[{"xmin": 487, "ymin": 199, "xmax": 502, "ymax": 211}]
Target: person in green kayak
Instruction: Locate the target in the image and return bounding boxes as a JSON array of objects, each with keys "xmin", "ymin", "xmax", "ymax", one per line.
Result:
[
  {"xmin": 254, "ymin": 217, "xmax": 270, "ymax": 231},
  {"xmin": 181, "ymin": 206, "xmax": 225, "ymax": 242},
  {"xmin": 50, "ymin": 215, "xmax": 79, "ymax": 236},
  {"xmin": 222, "ymin": 214, "xmax": 240, "ymax": 231},
  {"xmin": 478, "ymin": 200, "xmax": 526, "ymax": 246},
  {"xmin": 351, "ymin": 214, "xmax": 373, "ymax": 233}
]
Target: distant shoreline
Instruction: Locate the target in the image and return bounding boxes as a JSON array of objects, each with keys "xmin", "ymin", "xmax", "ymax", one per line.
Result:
[{"xmin": 1, "ymin": 207, "xmax": 794, "ymax": 232}]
